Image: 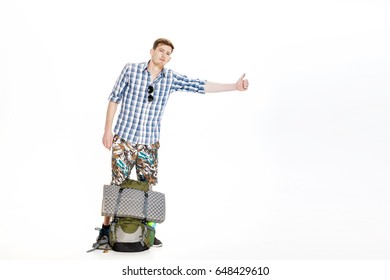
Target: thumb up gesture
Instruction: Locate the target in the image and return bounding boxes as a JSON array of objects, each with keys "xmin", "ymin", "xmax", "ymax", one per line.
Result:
[{"xmin": 236, "ymin": 73, "xmax": 249, "ymax": 91}]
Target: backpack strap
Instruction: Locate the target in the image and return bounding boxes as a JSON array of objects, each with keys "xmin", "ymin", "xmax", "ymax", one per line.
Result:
[
  {"xmin": 114, "ymin": 187, "xmax": 124, "ymax": 218},
  {"xmin": 143, "ymin": 192, "xmax": 149, "ymax": 220}
]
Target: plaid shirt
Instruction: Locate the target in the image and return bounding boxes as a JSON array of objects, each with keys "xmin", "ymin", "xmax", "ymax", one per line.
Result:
[{"xmin": 108, "ymin": 62, "xmax": 206, "ymax": 144}]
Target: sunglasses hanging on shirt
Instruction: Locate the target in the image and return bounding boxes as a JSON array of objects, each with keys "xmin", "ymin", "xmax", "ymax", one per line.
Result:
[{"xmin": 148, "ymin": 85, "xmax": 154, "ymax": 102}]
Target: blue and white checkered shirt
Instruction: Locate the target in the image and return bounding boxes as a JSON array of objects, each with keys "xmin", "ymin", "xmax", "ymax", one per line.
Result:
[{"xmin": 108, "ymin": 62, "xmax": 206, "ymax": 144}]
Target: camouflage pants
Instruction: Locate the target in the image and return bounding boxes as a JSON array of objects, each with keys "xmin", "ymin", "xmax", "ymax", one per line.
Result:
[{"xmin": 111, "ymin": 135, "xmax": 159, "ymax": 188}]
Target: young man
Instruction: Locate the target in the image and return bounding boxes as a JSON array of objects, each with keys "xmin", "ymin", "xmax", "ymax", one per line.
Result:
[{"xmin": 98, "ymin": 38, "xmax": 249, "ymax": 247}]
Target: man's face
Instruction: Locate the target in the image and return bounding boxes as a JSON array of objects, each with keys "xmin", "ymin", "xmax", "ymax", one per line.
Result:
[{"xmin": 150, "ymin": 43, "xmax": 172, "ymax": 67}]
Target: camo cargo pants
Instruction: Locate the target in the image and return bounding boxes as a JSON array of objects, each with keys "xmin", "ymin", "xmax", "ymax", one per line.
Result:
[{"xmin": 111, "ymin": 135, "xmax": 159, "ymax": 188}]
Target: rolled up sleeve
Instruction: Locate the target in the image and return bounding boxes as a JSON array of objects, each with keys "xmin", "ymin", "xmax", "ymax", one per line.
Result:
[{"xmin": 108, "ymin": 63, "xmax": 130, "ymax": 103}]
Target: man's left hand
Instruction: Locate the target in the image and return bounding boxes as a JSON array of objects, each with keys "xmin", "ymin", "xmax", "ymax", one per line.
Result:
[{"xmin": 236, "ymin": 73, "xmax": 249, "ymax": 91}]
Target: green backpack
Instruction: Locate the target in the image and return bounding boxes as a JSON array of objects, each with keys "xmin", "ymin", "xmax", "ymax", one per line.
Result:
[
  {"xmin": 109, "ymin": 216, "xmax": 155, "ymax": 252},
  {"xmin": 109, "ymin": 179, "xmax": 155, "ymax": 252}
]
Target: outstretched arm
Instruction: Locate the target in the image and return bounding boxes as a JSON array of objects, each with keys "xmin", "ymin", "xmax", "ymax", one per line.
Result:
[{"xmin": 205, "ymin": 74, "xmax": 249, "ymax": 93}]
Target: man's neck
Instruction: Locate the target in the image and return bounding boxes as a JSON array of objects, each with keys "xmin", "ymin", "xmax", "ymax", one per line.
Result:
[
  {"xmin": 147, "ymin": 61, "xmax": 163, "ymax": 82},
  {"xmin": 147, "ymin": 61, "xmax": 163, "ymax": 75}
]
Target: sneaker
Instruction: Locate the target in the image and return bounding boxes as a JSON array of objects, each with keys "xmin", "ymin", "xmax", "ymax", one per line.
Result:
[
  {"xmin": 88, "ymin": 227, "xmax": 110, "ymax": 252},
  {"xmin": 96, "ymin": 227, "xmax": 110, "ymax": 242},
  {"xmin": 153, "ymin": 237, "xmax": 163, "ymax": 247}
]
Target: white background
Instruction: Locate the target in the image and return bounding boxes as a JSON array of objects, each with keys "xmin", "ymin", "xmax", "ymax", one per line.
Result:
[{"xmin": 0, "ymin": 0, "xmax": 390, "ymax": 276}]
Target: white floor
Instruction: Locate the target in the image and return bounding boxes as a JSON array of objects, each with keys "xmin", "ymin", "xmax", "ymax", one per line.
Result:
[{"xmin": 2, "ymin": 166, "xmax": 389, "ymax": 261}]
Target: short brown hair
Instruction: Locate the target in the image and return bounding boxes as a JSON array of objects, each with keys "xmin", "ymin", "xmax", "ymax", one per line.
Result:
[{"xmin": 153, "ymin": 38, "xmax": 174, "ymax": 52}]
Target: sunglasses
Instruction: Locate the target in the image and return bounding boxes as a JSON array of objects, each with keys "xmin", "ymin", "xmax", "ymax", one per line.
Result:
[{"xmin": 148, "ymin": 85, "xmax": 154, "ymax": 102}]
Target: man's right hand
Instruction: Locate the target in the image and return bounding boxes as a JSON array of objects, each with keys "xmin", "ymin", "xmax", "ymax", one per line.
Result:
[
  {"xmin": 103, "ymin": 101, "xmax": 118, "ymax": 150},
  {"xmin": 102, "ymin": 131, "xmax": 114, "ymax": 150}
]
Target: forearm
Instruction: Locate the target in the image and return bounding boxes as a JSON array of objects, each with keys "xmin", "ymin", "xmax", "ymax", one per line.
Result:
[
  {"xmin": 104, "ymin": 101, "xmax": 118, "ymax": 132},
  {"xmin": 205, "ymin": 81, "xmax": 237, "ymax": 93}
]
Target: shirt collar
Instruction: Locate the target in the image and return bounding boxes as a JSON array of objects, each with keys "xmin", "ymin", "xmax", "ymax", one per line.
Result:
[{"xmin": 142, "ymin": 61, "xmax": 167, "ymax": 77}]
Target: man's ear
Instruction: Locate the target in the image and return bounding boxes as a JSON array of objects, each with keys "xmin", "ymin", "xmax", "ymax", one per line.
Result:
[{"xmin": 150, "ymin": 49, "xmax": 154, "ymax": 56}]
